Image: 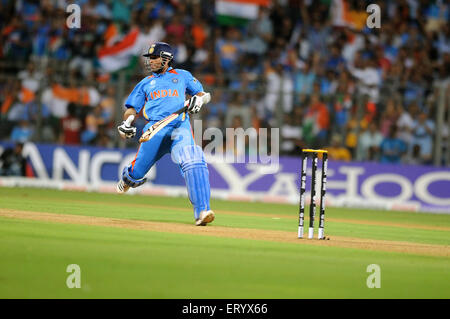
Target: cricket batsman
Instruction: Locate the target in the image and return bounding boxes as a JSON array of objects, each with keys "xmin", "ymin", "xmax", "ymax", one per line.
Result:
[{"xmin": 116, "ymin": 42, "xmax": 214, "ymax": 226}]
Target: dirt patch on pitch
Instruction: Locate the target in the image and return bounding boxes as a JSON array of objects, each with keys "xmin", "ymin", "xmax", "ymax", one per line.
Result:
[
  {"xmin": 215, "ymin": 210, "xmax": 450, "ymax": 232},
  {"xmin": 1, "ymin": 208, "xmax": 449, "ymax": 257},
  {"xmin": 33, "ymin": 197, "xmax": 450, "ymax": 232}
]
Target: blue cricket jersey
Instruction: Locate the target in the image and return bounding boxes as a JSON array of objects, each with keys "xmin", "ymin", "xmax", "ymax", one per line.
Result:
[{"xmin": 125, "ymin": 67, "xmax": 203, "ymax": 124}]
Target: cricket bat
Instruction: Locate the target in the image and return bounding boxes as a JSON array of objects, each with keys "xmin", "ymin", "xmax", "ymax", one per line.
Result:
[{"xmin": 138, "ymin": 92, "xmax": 211, "ymax": 143}]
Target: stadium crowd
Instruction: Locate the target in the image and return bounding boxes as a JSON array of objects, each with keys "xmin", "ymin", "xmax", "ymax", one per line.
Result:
[{"xmin": 0, "ymin": 0, "xmax": 449, "ymax": 171}]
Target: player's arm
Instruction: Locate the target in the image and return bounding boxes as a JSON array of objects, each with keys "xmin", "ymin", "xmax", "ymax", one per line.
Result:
[
  {"xmin": 118, "ymin": 81, "xmax": 146, "ymax": 139},
  {"xmin": 184, "ymin": 70, "xmax": 209, "ymax": 114},
  {"xmin": 123, "ymin": 108, "xmax": 137, "ymax": 121}
]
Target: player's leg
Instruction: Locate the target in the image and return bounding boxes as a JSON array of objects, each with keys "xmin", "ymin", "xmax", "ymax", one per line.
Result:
[
  {"xmin": 171, "ymin": 121, "xmax": 214, "ymax": 226},
  {"xmin": 117, "ymin": 124, "xmax": 170, "ymax": 193}
]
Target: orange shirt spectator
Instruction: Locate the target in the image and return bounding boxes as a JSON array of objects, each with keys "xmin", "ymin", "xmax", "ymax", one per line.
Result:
[
  {"xmin": 306, "ymin": 94, "xmax": 330, "ymax": 130},
  {"xmin": 191, "ymin": 22, "xmax": 207, "ymax": 49}
]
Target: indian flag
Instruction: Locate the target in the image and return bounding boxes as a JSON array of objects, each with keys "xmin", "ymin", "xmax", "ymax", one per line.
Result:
[
  {"xmin": 330, "ymin": 0, "xmax": 368, "ymax": 30},
  {"xmin": 330, "ymin": 0, "xmax": 348, "ymax": 27},
  {"xmin": 216, "ymin": 0, "xmax": 270, "ymax": 26},
  {"xmin": 98, "ymin": 27, "xmax": 141, "ymax": 73}
]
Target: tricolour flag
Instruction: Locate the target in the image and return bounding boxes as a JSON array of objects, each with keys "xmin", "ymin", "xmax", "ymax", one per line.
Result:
[
  {"xmin": 330, "ymin": 0, "xmax": 368, "ymax": 30},
  {"xmin": 216, "ymin": 0, "xmax": 270, "ymax": 26},
  {"xmin": 330, "ymin": 0, "xmax": 348, "ymax": 27},
  {"xmin": 98, "ymin": 27, "xmax": 141, "ymax": 73}
]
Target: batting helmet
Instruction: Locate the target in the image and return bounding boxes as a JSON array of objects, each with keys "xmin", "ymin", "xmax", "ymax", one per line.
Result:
[{"xmin": 143, "ymin": 42, "xmax": 174, "ymax": 60}]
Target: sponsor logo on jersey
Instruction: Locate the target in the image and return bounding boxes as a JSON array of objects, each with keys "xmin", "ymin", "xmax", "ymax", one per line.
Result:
[{"xmin": 149, "ymin": 89, "xmax": 179, "ymax": 100}]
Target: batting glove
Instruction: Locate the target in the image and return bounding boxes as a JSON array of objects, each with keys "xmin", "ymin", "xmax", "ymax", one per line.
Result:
[
  {"xmin": 117, "ymin": 121, "xmax": 136, "ymax": 139},
  {"xmin": 187, "ymin": 95, "xmax": 204, "ymax": 114}
]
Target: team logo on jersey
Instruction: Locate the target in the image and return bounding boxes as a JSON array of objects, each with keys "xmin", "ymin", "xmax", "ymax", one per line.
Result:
[
  {"xmin": 193, "ymin": 78, "xmax": 198, "ymax": 83},
  {"xmin": 172, "ymin": 78, "xmax": 178, "ymax": 83}
]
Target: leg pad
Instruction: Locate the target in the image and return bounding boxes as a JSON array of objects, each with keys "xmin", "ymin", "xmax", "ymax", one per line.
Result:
[
  {"xmin": 122, "ymin": 166, "xmax": 147, "ymax": 188},
  {"xmin": 177, "ymin": 145, "xmax": 210, "ymax": 219}
]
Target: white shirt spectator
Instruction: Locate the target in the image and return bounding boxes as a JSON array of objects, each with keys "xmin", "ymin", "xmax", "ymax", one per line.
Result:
[
  {"xmin": 87, "ymin": 86, "xmax": 101, "ymax": 107},
  {"xmin": 412, "ymin": 117, "xmax": 435, "ymax": 157},
  {"xmin": 342, "ymin": 34, "xmax": 365, "ymax": 66},
  {"xmin": 264, "ymin": 67, "xmax": 294, "ymax": 118},
  {"xmin": 397, "ymin": 110, "xmax": 415, "ymax": 144},
  {"xmin": 17, "ymin": 69, "xmax": 43, "ymax": 93},
  {"xmin": 348, "ymin": 65, "xmax": 381, "ymax": 102},
  {"xmin": 192, "ymin": 48, "xmax": 209, "ymax": 64},
  {"xmin": 137, "ymin": 21, "xmax": 166, "ymax": 55},
  {"xmin": 41, "ymin": 88, "xmax": 68, "ymax": 118},
  {"xmin": 356, "ymin": 129, "xmax": 384, "ymax": 161}
]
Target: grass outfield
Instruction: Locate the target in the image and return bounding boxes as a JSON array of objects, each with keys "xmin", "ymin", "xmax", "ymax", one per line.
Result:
[{"xmin": 0, "ymin": 187, "xmax": 449, "ymax": 298}]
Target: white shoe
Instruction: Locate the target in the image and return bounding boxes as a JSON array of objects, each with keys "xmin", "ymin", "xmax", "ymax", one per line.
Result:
[
  {"xmin": 116, "ymin": 180, "xmax": 130, "ymax": 194},
  {"xmin": 195, "ymin": 210, "xmax": 215, "ymax": 226}
]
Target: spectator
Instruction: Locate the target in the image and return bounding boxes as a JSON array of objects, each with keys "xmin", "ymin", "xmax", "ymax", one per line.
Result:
[
  {"xmin": 0, "ymin": 143, "xmax": 26, "ymax": 176},
  {"xmin": 411, "ymin": 111, "xmax": 435, "ymax": 164},
  {"xmin": 379, "ymin": 99, "xmax": 400, "ymax": 137},
  {"xmin": 10, "ymin": 120, "xmax": 34, "ymax": 143},
  {"xmin": 320, "ymin": 69, "xmax": 339, "ymax": 96},
  {"xmin": 17, "ymin": 61, "xmax": 43, "ymax": 93},
  {"xmin": 97, "ymin": 128, "xmax": 114, "ymax": 148},
  {"xmin": 243, "ymin": 7, "xmax": 273, "ymax": 56},
  {"xmin": 280, "ymin": 113, "xmax": 302, "ymax": 155},
  {"xmin": 379, "ymin": 125, "xmax": 407, "ymax": 164},
  {"xmin": 225, "ymin": 93, "xmax": 251, "ymax": 129},
  {"xmin": 3, "ymin": 80, "xmax": 24, "ymax": 122},
  {"xmin": 225, "ymin": 115, "xmax": 248, "ymax": 158},
  {"xmin": 98, "ymin": 85, "xmax": 116, "ymax": 128},
  {"xmin": 68, "ymin": 31, "xmax": 97, "ymax": 78},
  {"xmin": 263, "ymin": 62, "xmax": 294, "ymax": 122},
  {"xmin": 171, "ymin": 35, "xmax": 190, "ymax": 67},
  {"xmin": 397, "ymin": 102, "xmax": 419, "ymax": 161},
  {"xmin": 2, "ymin": 16, "xmax": 32, "ymax": 62},
  {"xmin": 294, "ymin": 63, "xmax": 316, "ymax": 97},
  {"xmin": 304, "ymin": 94, "xmax": 330, "ymax": 147},
  {"xmin": 205, "ymin": 89, "xmax": 227, "ymax": 128},
  {"xmin": 348, "ymin": 57, "xmax": 382, "ymax": 104},
  {"xmin": 240, "ymin": 54, "xmax": 263, "ymax": 91},
  {"xmin": 215, "ymin": 27, "xmax": 242, "ymax": 75},
  {"xmin": 84, "ymin": 0, "xmax": 112, "ymax": 19},
  {"xmin": 326, "ymin": 45, "xmax": 346, "ymax": 71},
  {"xmin": 332, "ymin": 80, "xmax": 353, "ymax": 136},
  {"xmin": 60, "ymin": 103, "xmax": 82, "ymax": 145},
  {"xmin": 165, "ymin": 13, "xmax": 186, "ymax": 42},
  {"xmin": 112, "ymin": 0, "xmax": 132, "ymax": 24},
  {"xmin": 403, "ymin": 70, "xmax": 426, "ymax": 109},
  {"xmin": 81, "ymin": 106, "xmax": 104, "ymax": 145},
  {"xmin": 326, "ymin": 134, "xmax": 351, "ymax": 161},
  {"xmin": 356, "ymin": 121, "xmax": 383, "ymax": 161},
  {"xmin": 191, "ymin": 18, "xmax": 209, "ymax": 50}
]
